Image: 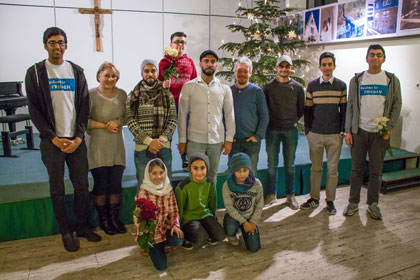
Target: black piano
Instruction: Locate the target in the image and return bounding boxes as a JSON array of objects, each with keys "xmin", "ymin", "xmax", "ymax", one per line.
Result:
[{"xmin": 0, "ymin": 81, "xmax": 37, "ymax": 157}]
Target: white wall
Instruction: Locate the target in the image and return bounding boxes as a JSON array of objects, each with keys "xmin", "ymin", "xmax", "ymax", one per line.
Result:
[
  {"xmin": 296, "ymin": 36, "xmax": 420, "ymax": 153},
  {"xmin": 0, "ymin": 0, "xmax": 244, "ymax": 129},
  {"xmin": 0, "ymin": 0, "xmax": 245, "ymax": 93}
]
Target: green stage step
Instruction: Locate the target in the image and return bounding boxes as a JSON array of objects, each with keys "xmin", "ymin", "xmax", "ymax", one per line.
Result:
[
  {"xmin": 382, "ymin": 168, "xmax": 420, "ymax": 182},
  {"xmin": 381, "ymin": 168, "xmax": 420, "ymax": 194}
]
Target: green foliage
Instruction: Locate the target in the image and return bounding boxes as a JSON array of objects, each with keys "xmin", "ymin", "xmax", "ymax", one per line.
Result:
[{"xmin": 217, "ymin": 0, "xmax": 309, "ymax": 87}]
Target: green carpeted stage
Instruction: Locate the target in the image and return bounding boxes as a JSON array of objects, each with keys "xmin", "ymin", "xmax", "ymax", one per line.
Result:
[{"xmin": 0, "ymin": 128, "xmax": 413, "ymax": 242}]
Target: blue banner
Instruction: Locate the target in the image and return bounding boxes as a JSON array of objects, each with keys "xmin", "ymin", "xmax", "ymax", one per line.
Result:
[
  {"xmin": 48, "ymin": 78, "xmax": 75, "ymax": 92},
  {"xmin": 360, "ymin": 84, "xmax": 388, "ymax": 96}
]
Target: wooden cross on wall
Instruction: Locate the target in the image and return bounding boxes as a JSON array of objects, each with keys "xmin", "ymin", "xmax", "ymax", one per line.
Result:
[{"xmin": 78, "ymin": 0, "xmax": 112, "ymax": 51}]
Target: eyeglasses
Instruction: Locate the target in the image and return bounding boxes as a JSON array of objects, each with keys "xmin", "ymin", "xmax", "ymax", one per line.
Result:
[
  {"xmin": 368, "ymin": 53, "xmax": 384, "ymax": 58},
  {"xmin": 47, "ymin": 40, "xmax": 66, "ymax": 46},
  {"xmin": 172, "ymin": 40, "xmax": 186, "ymax": 45}
]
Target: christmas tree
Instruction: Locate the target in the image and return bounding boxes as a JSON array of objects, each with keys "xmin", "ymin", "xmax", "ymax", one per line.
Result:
[{"xmin": 217, "ymin": 0, "xmax": 308, "ymax": 87}]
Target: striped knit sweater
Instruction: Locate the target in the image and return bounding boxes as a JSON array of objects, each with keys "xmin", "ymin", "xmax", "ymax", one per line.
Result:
[
  {"xmin": 304, "ymin": 77, "xmax": 347, "ymax": 135},
  {"xmin": 125, "ymin": 83, "xmax": 177, "ymax": 146}
]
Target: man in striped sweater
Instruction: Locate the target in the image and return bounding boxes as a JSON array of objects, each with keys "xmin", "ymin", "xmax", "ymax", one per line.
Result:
[{"xmin": 301, "ymin": 52, "xmax": 347, "ymax": 215}]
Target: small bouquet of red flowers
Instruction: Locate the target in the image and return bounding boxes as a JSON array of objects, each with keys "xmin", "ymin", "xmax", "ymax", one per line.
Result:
[
  {"xmin": 133, "ymin": 198, "xmax": 158, "ymax": 253},
  {"xmin": 161, "ymin": 47, "xmax": 179, "ymax": 81}
]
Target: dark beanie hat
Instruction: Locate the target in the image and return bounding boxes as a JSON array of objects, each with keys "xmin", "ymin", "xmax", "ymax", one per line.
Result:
[
  {"xmin": 188, "ymin": 152, "xmax": 210, "ymax": 172},
  {"xmin": 228, "ymin": 152, "xmax": 251, "ymax": 173}
]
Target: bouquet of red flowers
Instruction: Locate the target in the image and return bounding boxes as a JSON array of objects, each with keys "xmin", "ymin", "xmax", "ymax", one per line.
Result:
[
  {"xmin": 133, "ymin": 198, "xmax": 158, "ymax": 253},
  {"xmin": 161, "ymin": 47, "xmax": 179, "ymax": 81}
]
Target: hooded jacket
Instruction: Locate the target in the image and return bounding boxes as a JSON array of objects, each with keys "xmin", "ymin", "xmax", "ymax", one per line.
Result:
[
  {"xmin": 345, "ymin": 71, "xmax": 402, "ymax": 134},
  {"xmin": 25, "ymin": 60, "xmax": 89, "ymax": 140}
]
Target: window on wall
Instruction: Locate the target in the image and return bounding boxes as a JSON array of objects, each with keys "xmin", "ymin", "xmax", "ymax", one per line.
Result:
[{"xmin": 307, "ymin": 0, "xmax": 337, "ymax": 9}]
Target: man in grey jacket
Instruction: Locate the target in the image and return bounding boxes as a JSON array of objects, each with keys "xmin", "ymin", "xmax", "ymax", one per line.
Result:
[{"xmin": 343, "ymin": 44, "xmax": 402, "ymax": 220}]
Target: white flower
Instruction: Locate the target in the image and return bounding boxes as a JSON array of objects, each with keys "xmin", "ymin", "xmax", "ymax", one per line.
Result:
[
  {"xmin": 374, "ymin": 117, "xmax": 389, "ymax": 126},
  {"xmin": 378, "ymin": 124, "xmax": 383, "ymax": 130},
  {"xmin": 164, "ymin": 46, "xmax": 178, "ymax": 57}
]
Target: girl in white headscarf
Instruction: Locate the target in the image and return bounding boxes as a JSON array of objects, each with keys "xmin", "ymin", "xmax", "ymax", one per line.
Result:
[{"xmin": 133, "ymin": 158, "xmax": 183, "ymax": 270}]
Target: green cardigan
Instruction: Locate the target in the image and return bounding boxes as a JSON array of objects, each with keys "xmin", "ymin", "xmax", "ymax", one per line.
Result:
[{"xmin": 175, "ymin": 176, "xmax": 217, "ymax": 226}]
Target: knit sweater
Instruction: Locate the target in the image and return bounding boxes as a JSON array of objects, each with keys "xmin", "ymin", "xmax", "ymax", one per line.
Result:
[
  {"xmin": 263, "ymin": 78, "xmax": 305, "ymax": 130},
  {"xmin": 87, "ymin": 88, "xmax": 127, "ymax": 170},
  {"xmin": 125, "ymin": 82, "xmax": 177, "ymax": 147},
  {"xmin": 304, "ymin": 77, "xmax": 347, "ymax": 135},
  {"xmin": 230, "ymin": 83, "xmax": 269, "ymax": 140},
  {"xmin": 222, "ymin": 178, "xmax": 264, "ymax": 225},
  {"xmin": 175, "ymin": 177, "xmax": 217, "ymax": 226}
]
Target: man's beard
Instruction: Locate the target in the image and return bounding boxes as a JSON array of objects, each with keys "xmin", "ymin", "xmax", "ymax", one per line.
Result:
[
  {"xmin": 201, "ymin": 67, "xmax": 215, "ymax": 77},
  {"xmin": 236, "ymin": 78, "xmax": 248, "ymax": 85},
  {"xmin": 144, "ymin": 78, "xmax": 157, "ymax": 86}
]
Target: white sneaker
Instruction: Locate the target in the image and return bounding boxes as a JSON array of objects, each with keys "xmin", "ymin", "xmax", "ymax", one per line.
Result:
[
  {"xmin": 264, "ymin": 194, "xmax": 277, "ymax": 206},
  {"xmin": 286, "ymin": 194, "xmax": 299, "ymax": 210},
  {"xmin": 228, "ymin": 236, "xmax": 240, "ymax": 246}
]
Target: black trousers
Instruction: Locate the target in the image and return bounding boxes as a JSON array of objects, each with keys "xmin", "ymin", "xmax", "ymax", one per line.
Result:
[
  {"xmin": 182, "ymin": 216, "xmax": 225, "ymax": 246},
  {"xmin": 40, "ymin": 138, "xmax": 90, "ymax": 234},
  {"xmin": 90, "ymin": 165, "xmax": 124, "ymax": 196}
]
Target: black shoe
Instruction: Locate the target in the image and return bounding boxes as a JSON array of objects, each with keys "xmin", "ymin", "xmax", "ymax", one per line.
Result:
[
  {"xmin": 62, "ymin": 232, "xmax": 80, "ymax": 252},
  {"xmin": 109, "ymin": 204, "xmax": 127, "ymax": 234},
  {"xmin": 96, "ymin": 205, "xmax": 118, "ymax": 235},
  {"xmin": 77, "ymin": 228, "xmax": 101, "ymax": 242},
  {"xmin": 182, "ymin": 154, "xmax": 188, "ymax": 169},
  {"xmin": 326, "ymin": 201, "xmax": 337, "ymax": 215},
  {"xmin": 182, "ymin": 240, "xmax": 193, "ymax": 250},
  {"xmin": 207, "ymin": 237, "xmax": 218, "ymax": 246},
  {"xmin": 300, "ymin": 198, "xmax": 319, "ymax": 209}
]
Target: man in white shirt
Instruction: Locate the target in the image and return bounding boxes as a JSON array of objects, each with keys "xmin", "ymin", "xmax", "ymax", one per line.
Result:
[
  {"xmin": 178, "ymin": 50, "xmax": 235, "ymax": 185},
  {"xmin": 343, "ymin": 44, "xmax": 402, "ymax": 220},
  {"xmin": 25, "ymin": 27, "xmax": 100, "ymax": 252}
]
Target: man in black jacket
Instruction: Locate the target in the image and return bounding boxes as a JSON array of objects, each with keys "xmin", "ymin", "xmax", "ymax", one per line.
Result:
[{"xmin": 25, "ymin": 27, "xmax": 100, "ymax": 252}]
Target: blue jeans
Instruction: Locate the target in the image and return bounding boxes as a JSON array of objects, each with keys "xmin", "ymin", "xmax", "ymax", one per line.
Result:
[
  {"xmin": 223, "ymin": 213, "xmax": 260, "ymax": 252},
  {"xmin": 229, "ymin": 139, "xmax": 261, "ymax": 176},
  {"xmin": 187, "ymin": 141, "xmax": 222, "ymax": 186},
  {"xmin": 149, "ymin": 230, "xmax": 183, "ymax": 270},
  {"xmin": 134, "ymin": 148, "xmax": 172, "ymax": 187},
  {"xmin": 265, "ymin": 128, "xmax": 298, "ymax": 196}
]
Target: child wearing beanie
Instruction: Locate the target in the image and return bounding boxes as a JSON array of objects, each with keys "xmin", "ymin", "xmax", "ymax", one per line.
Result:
[
  {"xmin": 175, "ymin": 153, "xmax": 225, "ymax": 250},
  {"xmin": 222, "ymin": 152, "xmax": 263, "ymax": 252}
]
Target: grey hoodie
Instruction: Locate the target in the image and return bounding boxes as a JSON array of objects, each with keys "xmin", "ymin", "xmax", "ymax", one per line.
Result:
[{"xmin": 345, "ymin": 71, "xmax": 402, "ymax": 134}]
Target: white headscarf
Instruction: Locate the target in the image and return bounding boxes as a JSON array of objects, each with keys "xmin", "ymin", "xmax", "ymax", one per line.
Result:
[{"xmin": 140, "ymin": 158, "xmax": 172, "ymax": 196}]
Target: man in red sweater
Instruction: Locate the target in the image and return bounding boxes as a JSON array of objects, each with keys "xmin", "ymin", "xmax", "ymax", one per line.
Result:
[
  {"xmin": 158, "ymin": 31, "xmax": 197, "ymax": 168},
  {"xmin": 158, "ymin": 31, "xmax": 197, "ymax": 107}
]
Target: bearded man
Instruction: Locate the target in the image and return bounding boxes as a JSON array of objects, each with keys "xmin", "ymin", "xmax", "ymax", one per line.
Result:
[
  {"xmin": 126, "ymin": 59, "xmax": 177, "ymax": 185},
  {"xmin": 178, "ymin": 50, "xmax": 235, "ymax": 186}
]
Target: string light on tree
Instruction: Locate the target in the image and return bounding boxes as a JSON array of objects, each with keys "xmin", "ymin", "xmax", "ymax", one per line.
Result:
[
  {"xmin": 217, "ymin": 0, "xmax": 308, "ymax": 87},
  {"xmin": 288, "ymin": 30, "xmax": 297, "ymax": 39}
]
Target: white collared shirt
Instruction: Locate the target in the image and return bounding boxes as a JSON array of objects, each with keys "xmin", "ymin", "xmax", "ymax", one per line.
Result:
[
  {"xmin": 319, "ymin": 76, "xmax": 334, "ymax": 84},
  {"xmin": 178, "ymin": 76, "xmax": 235, "ymax": 144}
]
